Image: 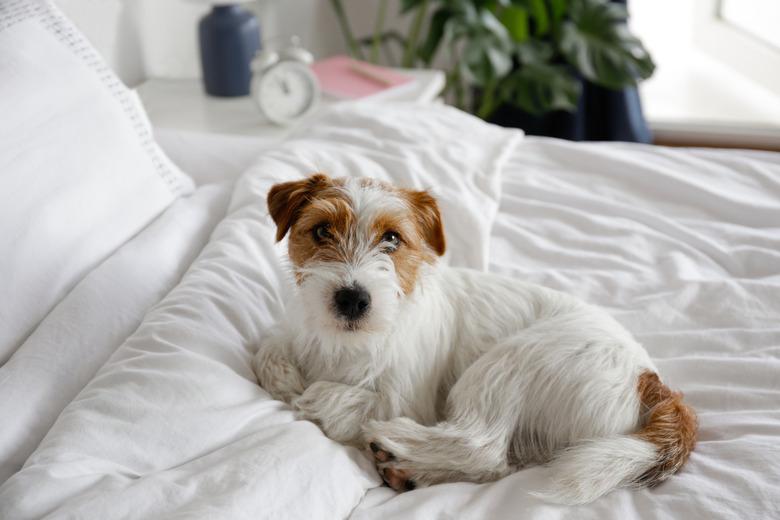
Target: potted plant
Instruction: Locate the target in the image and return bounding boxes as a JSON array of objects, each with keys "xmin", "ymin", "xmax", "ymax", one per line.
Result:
[{"xmin": 331, "ymin": 0, "xmax": 655, "ymax": 140}]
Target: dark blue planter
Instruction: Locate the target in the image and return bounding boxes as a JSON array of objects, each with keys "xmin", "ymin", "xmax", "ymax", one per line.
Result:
[
  {"xmin": 484, "ymin": 0, "xmax": 651, "ymax": 143},
  {"xmin": 198, "ymin": 5, "xmax": 260, "ymax": 97},
  {"xmin": 486, "ymin": 79, "xmax": 652, "ymax": 143}
]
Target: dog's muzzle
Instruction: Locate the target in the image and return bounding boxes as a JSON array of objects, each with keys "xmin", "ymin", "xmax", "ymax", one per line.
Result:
[{"xmin": 333, "ymin": 285, "xmax": 371, "ymax": 322}]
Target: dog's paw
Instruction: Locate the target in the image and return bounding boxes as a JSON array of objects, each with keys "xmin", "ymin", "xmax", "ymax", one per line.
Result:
[
  {"xmin": 252, "ymin": 349, "xmax": 305, "ymax": 405},
  {"xmin": 364, "ymin": 419, "xmax": 424, "ymax": 492},
  {"xmin": 290, "ymin": 381, "xmax": 328, "ymax": 423},
  {"xmin": 368, "ymin": 441, "xmax": 417, "ymax": 492},
  {"xmin": 292, "ymin": 381, "xmax": 365, "ymax": 445}
]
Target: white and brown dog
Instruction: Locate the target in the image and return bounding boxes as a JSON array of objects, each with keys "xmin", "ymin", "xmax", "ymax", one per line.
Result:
[{"xmin": 253, "ymin": 173, "xmax": 697, "ymax": 504}]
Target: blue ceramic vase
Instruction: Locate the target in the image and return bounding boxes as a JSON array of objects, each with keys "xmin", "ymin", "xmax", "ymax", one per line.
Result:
[{"xmin": 198, "ymin": 5, "xmax": 260, "ymax": 97}]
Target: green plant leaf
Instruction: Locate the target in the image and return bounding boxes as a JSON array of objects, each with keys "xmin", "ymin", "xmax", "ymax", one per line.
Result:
[
  {"xmin": 401, "ymin": 0, "xmax": 426, "ymax": 14},
  {"xmin": 558, "ymin": 0, "xmax": 655, "ymax": 89},
  {"xmin": 515, "ymin": 40, "xmax": 555, "ymax": 65},
  {"xmin": 486, "ymin": 45, "xmax": 513, "ymax": 76},
  {"xmin": 462, "ymin": 38, "xmax": 493, "ymax": 84},
  {"xmin": 528, "ymin": 0, "xmax": 550, "ymax": 35},
  {"xmin": 547, "ymin": 0, "xmax": 567, "ymax": 22},
  {"xmin": 461, "ymin": 2, "xmax": 481, "ymax": 25},
  {"xmin": 500, "ymin": 62, "xmax": 581, "ymax": 115},
  {"xmin": 419, "ymin": 7, "xmax": 453, "ymax": 64},
  {"xmin": 460, "ymin": 33, "xmax": 511, "ymax": 84},
  {"xmin": 499, "ymin": 6, "xmax": 529, "ymax": 42},
  {"xmin": 479, "ymin": 8, "xmax": 513, "ymax": 45}
]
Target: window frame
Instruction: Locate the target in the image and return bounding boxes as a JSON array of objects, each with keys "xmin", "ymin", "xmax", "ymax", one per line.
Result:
[{"xmin": 693, "ymin": 0, "xmax": 780, "ymax": 94}]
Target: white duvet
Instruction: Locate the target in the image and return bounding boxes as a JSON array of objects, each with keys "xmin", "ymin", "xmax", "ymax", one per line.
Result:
[{"xmin": 2, "ymin": 104, "xmax": 779, "ymax": 519}]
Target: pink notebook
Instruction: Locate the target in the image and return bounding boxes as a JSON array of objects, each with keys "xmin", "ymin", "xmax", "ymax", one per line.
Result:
[{"xmin": 311, "ymin": 55, "xmax": 415, "ymax": 99}]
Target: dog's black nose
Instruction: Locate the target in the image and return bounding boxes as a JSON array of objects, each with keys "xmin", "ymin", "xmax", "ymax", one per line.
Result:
[{"xmin": 334, "ymin": 285, "xmax": 371, "ymax": 321}]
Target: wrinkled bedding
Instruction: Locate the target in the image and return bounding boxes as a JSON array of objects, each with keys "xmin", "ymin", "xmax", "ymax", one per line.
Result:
[
  {"xmin": 0, "ymin": 182, "xmax": 232, "ymax": 483},
  {"xmin": 2, "ymin": 103, "xmax": 779, "ymax": 519},
  {"xmin": 354, "ymin": 140, "xmax": 780, "ymax": 519},
  {"xmin": 0, "ymin": 103, "xmax": 519, "ymax": 519}
]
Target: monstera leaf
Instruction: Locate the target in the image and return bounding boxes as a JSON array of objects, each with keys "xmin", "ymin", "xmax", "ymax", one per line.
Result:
[
  {"xmin": 390, "ymin": 0, "xmax": 656, "ymax": 117},
  {"xmin": 501, "ymin": 62, "xmax": 581, "ymax": 115},
  {"xmin": 461, "ymin": 34, "xmax": 513, "ymax": 83},
  {"xmin": 558, "ymin": 0, "xmax": 655, "ymax": 89},
  {"xmin": 515, "ymin": 39, "xmax": 555, "ymax": 66},
  {"xmin": 499, "ymin": 5, "xmax": 529, "ymax": 42}
]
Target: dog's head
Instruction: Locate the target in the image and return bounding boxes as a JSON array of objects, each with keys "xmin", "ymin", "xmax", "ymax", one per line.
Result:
[{"xmin": 268, "ymin": 173, "xmax": 445, "ymax": 337}]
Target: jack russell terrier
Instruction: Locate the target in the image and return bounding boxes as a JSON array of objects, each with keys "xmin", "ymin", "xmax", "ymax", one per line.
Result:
[{"xmin": 253, "ymin": 173, "xmax": 697, "ymax": 504}]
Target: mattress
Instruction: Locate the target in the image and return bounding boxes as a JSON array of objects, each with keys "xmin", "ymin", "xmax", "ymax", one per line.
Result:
[{"xmin": 1, "ymin": 104, "xmax": 778, "ymax": 519}]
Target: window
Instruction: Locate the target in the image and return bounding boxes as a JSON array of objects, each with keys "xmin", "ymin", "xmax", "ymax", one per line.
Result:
[
  {"xmin": 630, "ymin": 0, "xmax": 780, "ymax": 148},
  {"xmin": 694, "ymin": 0, "xmax": 780, "ymax": 94},
  {"xmin": 721, "ymin": 0, "xmax": 780, "ymax": 51}
]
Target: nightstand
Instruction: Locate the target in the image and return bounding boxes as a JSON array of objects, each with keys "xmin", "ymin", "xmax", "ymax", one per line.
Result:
[{"xmin": 135, "ymin": 69, "xmax": 446, "ymax": 141}]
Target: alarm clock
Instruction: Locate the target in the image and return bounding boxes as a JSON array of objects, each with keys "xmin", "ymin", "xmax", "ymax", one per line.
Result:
[{"xmin": 250, "ymin": 38, "xmax": 320, "ymax": 125}]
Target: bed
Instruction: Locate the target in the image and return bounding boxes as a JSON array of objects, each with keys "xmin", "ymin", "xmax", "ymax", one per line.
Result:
[{"xmin": 1, "ymin": 2, "xmax": 779, "ymax": 519}]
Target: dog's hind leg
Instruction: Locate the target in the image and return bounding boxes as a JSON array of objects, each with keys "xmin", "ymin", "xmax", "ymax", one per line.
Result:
[
  {"xmin": 365, "ymin": 320, "xmax": 647, "ymax": 493},
  {"xmin": 363, "ymin": 341, "xmax": 529, "ymax": 491},
  {"xmin": 364, "ymin": 415, "xmax": 514, "ymax": 491}
]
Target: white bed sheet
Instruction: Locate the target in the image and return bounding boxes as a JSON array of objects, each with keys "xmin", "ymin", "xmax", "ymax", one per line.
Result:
[
  {"xmin": 352, "ymin": 139, "xmax": 780, "ymax": 519},
  {"xmin": 2, "ymin": 107, "xmax": 779, "ymax": 519}
]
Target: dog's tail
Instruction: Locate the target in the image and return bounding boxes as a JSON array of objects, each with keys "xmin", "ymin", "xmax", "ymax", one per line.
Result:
[{"xmin": 537, "ymin": 371, "xmax": 697, "ymax": 505}]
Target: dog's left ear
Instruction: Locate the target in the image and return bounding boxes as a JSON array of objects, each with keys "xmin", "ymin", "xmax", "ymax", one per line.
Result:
[
  {"xmin": 267, "ymin": 173, "xmax": 332, "ymax": 241},
  {"xmin": 405, "ymin": 190, "xmax": 446, "ymax": 256}
]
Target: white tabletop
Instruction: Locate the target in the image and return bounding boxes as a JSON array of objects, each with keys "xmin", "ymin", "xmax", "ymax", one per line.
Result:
[{"xmin": 136, "ymin": 68, "xmax": 445, "ymax": 139}]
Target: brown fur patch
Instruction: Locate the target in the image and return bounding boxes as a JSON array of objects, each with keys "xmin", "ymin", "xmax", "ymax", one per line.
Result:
[
  {"xmin": 634, "ymin": 371, "xmax": 698, "ymax": 486},
  {"xmin": 285, "ymin": 182, "xmax": 354, "ymax": 281},
  {"xmin": 369, "ymin": 212, "xmax": 431, "ymax": 295},
  {"xmin": 267, "ymin": 173, "xmax": 336, "ymax": 242},
  {"xmin": 401, "ymin": 189, "xmax": 446, "ymax": 256}
]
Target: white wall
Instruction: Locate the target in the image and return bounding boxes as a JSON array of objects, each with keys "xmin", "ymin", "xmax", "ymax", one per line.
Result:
[
  {"xmin": 57, "ymin": 0, "xmax": 402, "ymax": 87},
  {"xmin": 56, "ymin": 0, "xmax": 146, "ymax": 85}
]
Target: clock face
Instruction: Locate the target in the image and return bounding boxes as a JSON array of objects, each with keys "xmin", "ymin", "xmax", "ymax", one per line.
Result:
[{"xmin": 253, "ymin": 61, "xmax": 319, "ymax": 125}]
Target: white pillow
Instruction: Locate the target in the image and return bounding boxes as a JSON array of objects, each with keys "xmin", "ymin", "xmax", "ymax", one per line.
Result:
[{"xmin": 0, "ymin": 0, "xmax": 193, "ymax": 364}]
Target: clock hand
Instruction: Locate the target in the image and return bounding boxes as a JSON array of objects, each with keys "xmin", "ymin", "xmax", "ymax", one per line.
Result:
[{"xmin": 277, "ymin": 78, "xmax": 291, "ymax": 95}]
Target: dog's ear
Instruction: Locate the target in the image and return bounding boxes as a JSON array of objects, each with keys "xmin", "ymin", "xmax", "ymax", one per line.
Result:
[
  {"xmin": 267, "ymin": 173, "xmax": 332, "ymax": 242},
  {"xmin": 405, "ymin": 190, "xmax": 446, "ymax": 256}
]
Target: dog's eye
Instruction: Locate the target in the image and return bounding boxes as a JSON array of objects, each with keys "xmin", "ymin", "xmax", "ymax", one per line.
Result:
[
  {"xmin": 381, "ymin": 231, "xmax": 401, "ymax": 251},
  {"xmin": 312, "ymin": 224, "xmax": 332, "ymax": 243}
]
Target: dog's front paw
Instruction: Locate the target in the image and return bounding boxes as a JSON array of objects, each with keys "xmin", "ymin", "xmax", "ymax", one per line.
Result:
[
  {"xmin": 292, "ymin": 381, "xmax": 368, "ymax": 445},
  {"xmin": 252, "ymin": 349, "xmax": 305, "ymax": 405},
  {"xmin": 291, "ymin": 381, "xmax": 331, "ymax": 423}
]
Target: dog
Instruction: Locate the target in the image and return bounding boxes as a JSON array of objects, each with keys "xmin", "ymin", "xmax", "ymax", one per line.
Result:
[{"xmin": 252, "ymin": 173, "xmax": 697, "ymax": 504}]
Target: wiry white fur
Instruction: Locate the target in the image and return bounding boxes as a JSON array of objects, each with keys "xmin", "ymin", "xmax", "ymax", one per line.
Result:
[
  {"xmin": 534, "ymin": 436, "xmax": 659, "ymax": 504},
  {"xmin": 253, "ymin": 178, "xmax": 662, "ymax": 503}
]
